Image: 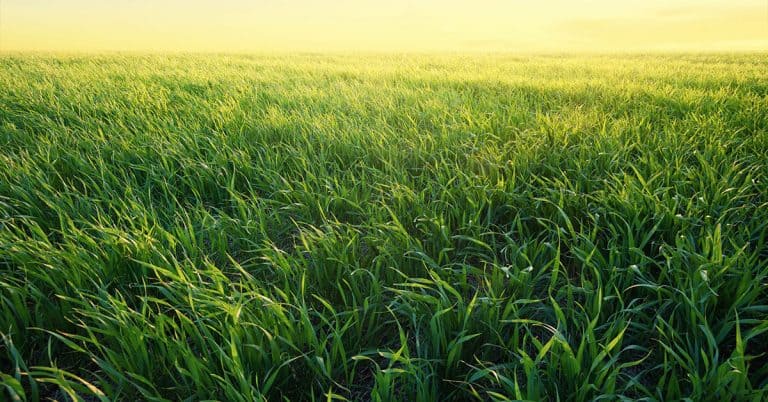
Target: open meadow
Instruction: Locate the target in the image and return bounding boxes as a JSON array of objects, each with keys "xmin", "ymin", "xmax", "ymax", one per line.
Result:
[{"xmin": 1, "ymin": 54, "xmax": 767, "ymax": 401}]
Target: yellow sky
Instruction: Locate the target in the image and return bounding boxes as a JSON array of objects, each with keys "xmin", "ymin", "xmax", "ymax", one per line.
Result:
[{"xmin": 1, "ymin": 0, "xmax": 767, "ymax": 52}]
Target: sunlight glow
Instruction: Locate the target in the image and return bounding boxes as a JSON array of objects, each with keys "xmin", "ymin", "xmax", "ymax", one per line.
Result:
[{"xmin": 1, "ymin": 0, "xmax": 767, "ymax": 52}]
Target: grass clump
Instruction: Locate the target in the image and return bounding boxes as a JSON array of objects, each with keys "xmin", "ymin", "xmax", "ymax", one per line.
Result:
[{"xmin": 1, "ymin": 53, "xmax": 767, "ymax": 401}]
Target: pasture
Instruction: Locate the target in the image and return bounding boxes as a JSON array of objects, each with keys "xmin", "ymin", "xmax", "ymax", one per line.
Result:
[{"xmin": 1, "ymin": 54, "xmax": 767, "ymax": 401}]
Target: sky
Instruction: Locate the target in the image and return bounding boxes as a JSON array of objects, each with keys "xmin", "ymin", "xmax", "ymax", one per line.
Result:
[{"xmin": 1, "ymin": 0, "xmax": 767, "ymax": 52}]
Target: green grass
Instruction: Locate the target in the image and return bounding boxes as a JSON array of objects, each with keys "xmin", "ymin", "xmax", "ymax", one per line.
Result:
[{"xmin": 0, "ymin": 53, "xmax": 767, "ymax": 401}]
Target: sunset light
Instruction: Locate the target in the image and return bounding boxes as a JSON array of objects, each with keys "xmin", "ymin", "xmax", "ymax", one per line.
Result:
[{"xmin": 2, "ymin": 0, "xmax": 767, "ymax": 52}]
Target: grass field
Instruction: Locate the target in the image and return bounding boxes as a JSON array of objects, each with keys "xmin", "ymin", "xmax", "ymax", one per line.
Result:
[{"xmin": 1, "ymin": 53, "xmax": 767, "ymax": 401}]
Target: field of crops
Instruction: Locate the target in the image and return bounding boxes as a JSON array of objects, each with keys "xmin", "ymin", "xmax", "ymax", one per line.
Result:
[{"xmin": 1, "ymin": 54, "xmax": 767, "ymax": 401}]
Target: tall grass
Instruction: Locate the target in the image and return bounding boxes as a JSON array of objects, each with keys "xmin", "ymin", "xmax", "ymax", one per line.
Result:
[{"xmin": 1, "ymin": 53, "xmax": 767, "ymax": 401}]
